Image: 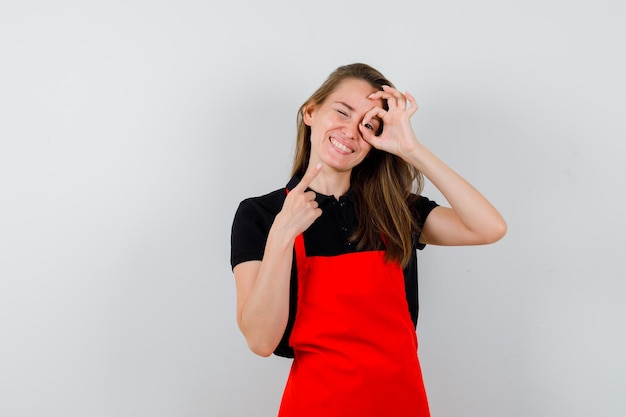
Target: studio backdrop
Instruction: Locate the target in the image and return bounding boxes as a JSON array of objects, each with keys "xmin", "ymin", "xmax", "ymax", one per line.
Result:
[{"xmin": 1, "ymin": 1, "xmax": 624, "ymax": 416}]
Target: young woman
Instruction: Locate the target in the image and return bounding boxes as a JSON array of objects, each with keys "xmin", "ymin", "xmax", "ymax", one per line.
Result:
[{"xmin": 230, "ymin": 63, "xmax": 506, "ymax": 417}]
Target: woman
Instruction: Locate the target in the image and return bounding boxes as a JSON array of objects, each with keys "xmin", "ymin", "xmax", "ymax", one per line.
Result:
[{"xmin": 230, "ymin": 63, "xmax": 506, "ymax": 417}]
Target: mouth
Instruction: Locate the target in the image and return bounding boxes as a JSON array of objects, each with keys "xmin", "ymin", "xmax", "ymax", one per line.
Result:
[{"xmin": 329, "ymin": 137, "xmax": 354, "ymax": 154}]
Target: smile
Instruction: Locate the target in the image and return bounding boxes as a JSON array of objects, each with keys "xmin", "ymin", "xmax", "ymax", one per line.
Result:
[{"xmin": 329, "ymin": 138, "xmax": 354, "ymax": 154}]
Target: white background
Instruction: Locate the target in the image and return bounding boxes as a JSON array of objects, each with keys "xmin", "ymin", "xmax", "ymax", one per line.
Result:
[{"xmin": 1, "ymin": 1, "xmax": 625, "ymax": 416}]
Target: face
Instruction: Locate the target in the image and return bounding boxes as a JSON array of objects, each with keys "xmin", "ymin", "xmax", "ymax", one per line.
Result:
[{"xmin": 303, "ymin": 78, "xmax": 383, "ymax": 173}]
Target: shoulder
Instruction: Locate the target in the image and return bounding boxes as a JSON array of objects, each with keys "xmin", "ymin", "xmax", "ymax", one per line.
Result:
[
  {"xmin": 230, "ymin": 187, "xmax": 287, "ymax": 269},
  {"xmin": 236, "ymin": 188, "xmax": 287, "ymax": 218},
  {"xmin": 233, "ymin": 187, "xmax": 287, "ymax": 235}
]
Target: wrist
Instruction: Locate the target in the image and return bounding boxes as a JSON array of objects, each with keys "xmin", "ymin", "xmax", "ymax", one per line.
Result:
[
  {"xmin": 399, "ymin": 138, "xmax": 427, "ymax": 166},
  {"xmin": 267, "ymin": 214, "xmax": 298, "ymax": 249}
]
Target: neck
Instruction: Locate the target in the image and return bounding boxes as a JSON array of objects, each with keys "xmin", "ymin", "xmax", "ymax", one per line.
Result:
[{"xmin": 308, "ymin": 169, "xmax": 351, "ymax": 200}]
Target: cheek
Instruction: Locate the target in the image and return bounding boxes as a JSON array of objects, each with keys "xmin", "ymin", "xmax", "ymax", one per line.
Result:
[
  {"xmin": 312, "ymin": 113, "xmax": 337, "ymax": 135},
  {"xmin": 361, "ymin": 138, "xmax": 373, "ymax": 153}
]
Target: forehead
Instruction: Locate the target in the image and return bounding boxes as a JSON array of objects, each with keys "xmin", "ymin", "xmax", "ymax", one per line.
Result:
[{"xmin": 326, "ymin": 78, "xmax": 383, "ymax": 111}]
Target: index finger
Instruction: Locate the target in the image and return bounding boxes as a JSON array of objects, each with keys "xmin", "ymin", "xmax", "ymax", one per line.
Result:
[
  {"xmin": 370, "ymin": 87, "xmax": 405, "ymax": 110},
  {"xmin": 294, "ymin": 162, "xmax": 322, "ymax": 192}
]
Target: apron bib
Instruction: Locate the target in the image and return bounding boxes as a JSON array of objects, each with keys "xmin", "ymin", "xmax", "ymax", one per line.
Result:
[{"xmin": 277, "ymin": 232, "xmax": 430, "ymax": 417}]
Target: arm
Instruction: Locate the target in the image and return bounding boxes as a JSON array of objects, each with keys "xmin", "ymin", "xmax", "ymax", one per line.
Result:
[
  {"xmin": 362, "ymin": 86, "xmax": 507, "ymax": 246},
  {"xmin": 234, "ymin": 164, "xmax": 323, "ymax": 356},
  {"xmin": 403, "ymin": 143, "xmax": 507, "ymax": 245}
]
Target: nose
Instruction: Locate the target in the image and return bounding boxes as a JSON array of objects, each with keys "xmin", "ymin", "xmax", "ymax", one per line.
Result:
[{"xmin": 343, "ymin": 120, "xmax": 360, "ymax": 140}]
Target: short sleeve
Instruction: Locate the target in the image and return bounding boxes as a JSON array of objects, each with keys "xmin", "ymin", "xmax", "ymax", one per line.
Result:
[
  {"xmin": 231, "ymin": 200, "xmax": 269, "ymax": 269},
  {"xmin": 411, "ymin": 194, "xmax": 439, "ymax": 250},
  {"xmin": 230, "ymin": 190, "xmax": 285, "ymax": 269}
]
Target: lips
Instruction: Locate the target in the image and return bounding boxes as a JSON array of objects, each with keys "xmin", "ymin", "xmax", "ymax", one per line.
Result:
[{"xmin": 329, "ymin": 137, "xmax": 354, "ymax": 154}]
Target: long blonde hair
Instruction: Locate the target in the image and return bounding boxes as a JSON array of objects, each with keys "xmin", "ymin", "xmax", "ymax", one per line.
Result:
[{"xmin": 292, "ymin": 63, "xmax": 424, "ymax": 267}]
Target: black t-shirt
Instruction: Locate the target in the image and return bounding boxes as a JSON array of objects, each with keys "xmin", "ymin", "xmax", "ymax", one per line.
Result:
[{"xmin": 230, "ymin": 175, "xmax": 439, "ymax": 357}]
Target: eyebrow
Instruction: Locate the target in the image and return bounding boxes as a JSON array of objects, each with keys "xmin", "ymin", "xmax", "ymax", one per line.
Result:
[
  {"xmin": 336, "ymin": 101, "xmax": 355, "ymax": 111},
  {"xmin": 335, "ymin": 101, "xmax": 382, "ymax": 124}
]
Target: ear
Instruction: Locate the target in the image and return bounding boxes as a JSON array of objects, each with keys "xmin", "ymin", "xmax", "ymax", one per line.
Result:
[{"xmin": 303, "ymin": 102, "xmax": 316, "ymax": 126}]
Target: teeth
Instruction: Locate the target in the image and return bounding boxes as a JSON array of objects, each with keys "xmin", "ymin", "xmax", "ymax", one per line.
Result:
[{"xmin": 330, "ymin": 138, "xmax": 353, "ymax": 153}]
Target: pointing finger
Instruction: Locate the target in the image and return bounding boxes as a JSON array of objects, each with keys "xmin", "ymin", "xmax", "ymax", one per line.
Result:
[{"xmin": 295, "ymin": 162, "xmax": 322, "ymax": 191}]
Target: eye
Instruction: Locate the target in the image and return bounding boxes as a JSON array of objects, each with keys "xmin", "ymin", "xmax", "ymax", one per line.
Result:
[
  {"xmin": 337, "ymin": 109, "xmax": 348, "ymax": 117},
  {"xmin": 363, "ymin": 120, "xmax": 381, "ymax": 132}
]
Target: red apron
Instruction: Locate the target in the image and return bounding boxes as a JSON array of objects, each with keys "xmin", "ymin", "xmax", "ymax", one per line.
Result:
[{"xmin": 277, "ymin": 232, "xmax": 431, "ymax": 417}]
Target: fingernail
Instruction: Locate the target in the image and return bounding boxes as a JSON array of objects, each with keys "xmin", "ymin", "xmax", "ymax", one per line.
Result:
[{"xmin": 316, "ymin": 162, "xmax": 322, "ymax": 169}]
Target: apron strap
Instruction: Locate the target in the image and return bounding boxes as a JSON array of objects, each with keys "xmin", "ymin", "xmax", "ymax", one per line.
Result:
[{"xmin": 294, "ymin": 233, "xmax": 306, "ymax": 262}]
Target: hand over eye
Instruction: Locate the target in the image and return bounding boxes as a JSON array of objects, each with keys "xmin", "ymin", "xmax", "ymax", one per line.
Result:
[{"xmin": 359, "ymin": 86, "xmax": 420, "ymax": 156}]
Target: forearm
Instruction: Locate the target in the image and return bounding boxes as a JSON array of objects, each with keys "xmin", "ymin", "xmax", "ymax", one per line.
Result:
[
  {"xmin": 236, "ymin": 166, "xmax": 322, "ymax": 356},
  {"xmin": 363, "ymin": 86, "xmax": 505, "ymax": 243},
  {"xmin": 238, "ymin": 224, "xmax": 295, "ymax": 356},
  {"xmin": 403, "ymin": 141, "xmax": 507, "ymax": 243}
]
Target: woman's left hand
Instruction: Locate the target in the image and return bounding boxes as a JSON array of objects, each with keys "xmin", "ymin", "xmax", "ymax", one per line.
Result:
[{"xmin": 359, "ymin": 85, "xmax": 420, "ymax": 158}]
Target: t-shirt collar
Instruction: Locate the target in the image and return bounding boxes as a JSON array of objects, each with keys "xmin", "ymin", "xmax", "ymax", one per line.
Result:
[{"xmin": 285, "ymin": 175, "xmax": 354, "ymax": 206}]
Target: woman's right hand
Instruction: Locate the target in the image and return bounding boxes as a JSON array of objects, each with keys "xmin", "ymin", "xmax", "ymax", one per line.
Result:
[{"xmin": 274, "ymin": 163, "xmax": 323, "ymax": 239}]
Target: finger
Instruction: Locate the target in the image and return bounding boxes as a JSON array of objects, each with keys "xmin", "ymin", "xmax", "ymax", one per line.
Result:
[
  {"xmin": 368, "ymin": 90, "xmax": 396, "ymax": 102},
  {"xmin": 370, "ymin": 87, "xmax": 403, "ymax": 111},
  {"xmin": 303, "ymin": 190, "xmax": 318, "ymax": 203},
  {"xmin": 405, "ymin": 91, "xmax": 419, "ymax": 116},
  {"xmin": 359, "ymin": 123, "xmax": 385, "ymax": 150},
  {"xmin": 360, "ymin": 107, "xmax": 387, "ymax": 147},
  {"xmin": 381, "ymin": 85, "xmax": 399, "ymax": 110},
  {"xmin": 295, "ymin": 162, "xmax": 322, "ymax": 191},
  {"xmin": 383, "ymin": 85, "xmax": 407, "ymax": 110},
  {"xmin": 362, "ymin": 106, "xmax": 387, "ymax": 135},
  {"xmin": 359, "ymin": 123, "xmax": 375, "ymax": 144}
]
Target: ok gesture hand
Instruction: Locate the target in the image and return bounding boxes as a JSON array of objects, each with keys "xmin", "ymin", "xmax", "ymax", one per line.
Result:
[{"xmin": 359, "ymin": 85, "xmax": 420, "ymax": 159}]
